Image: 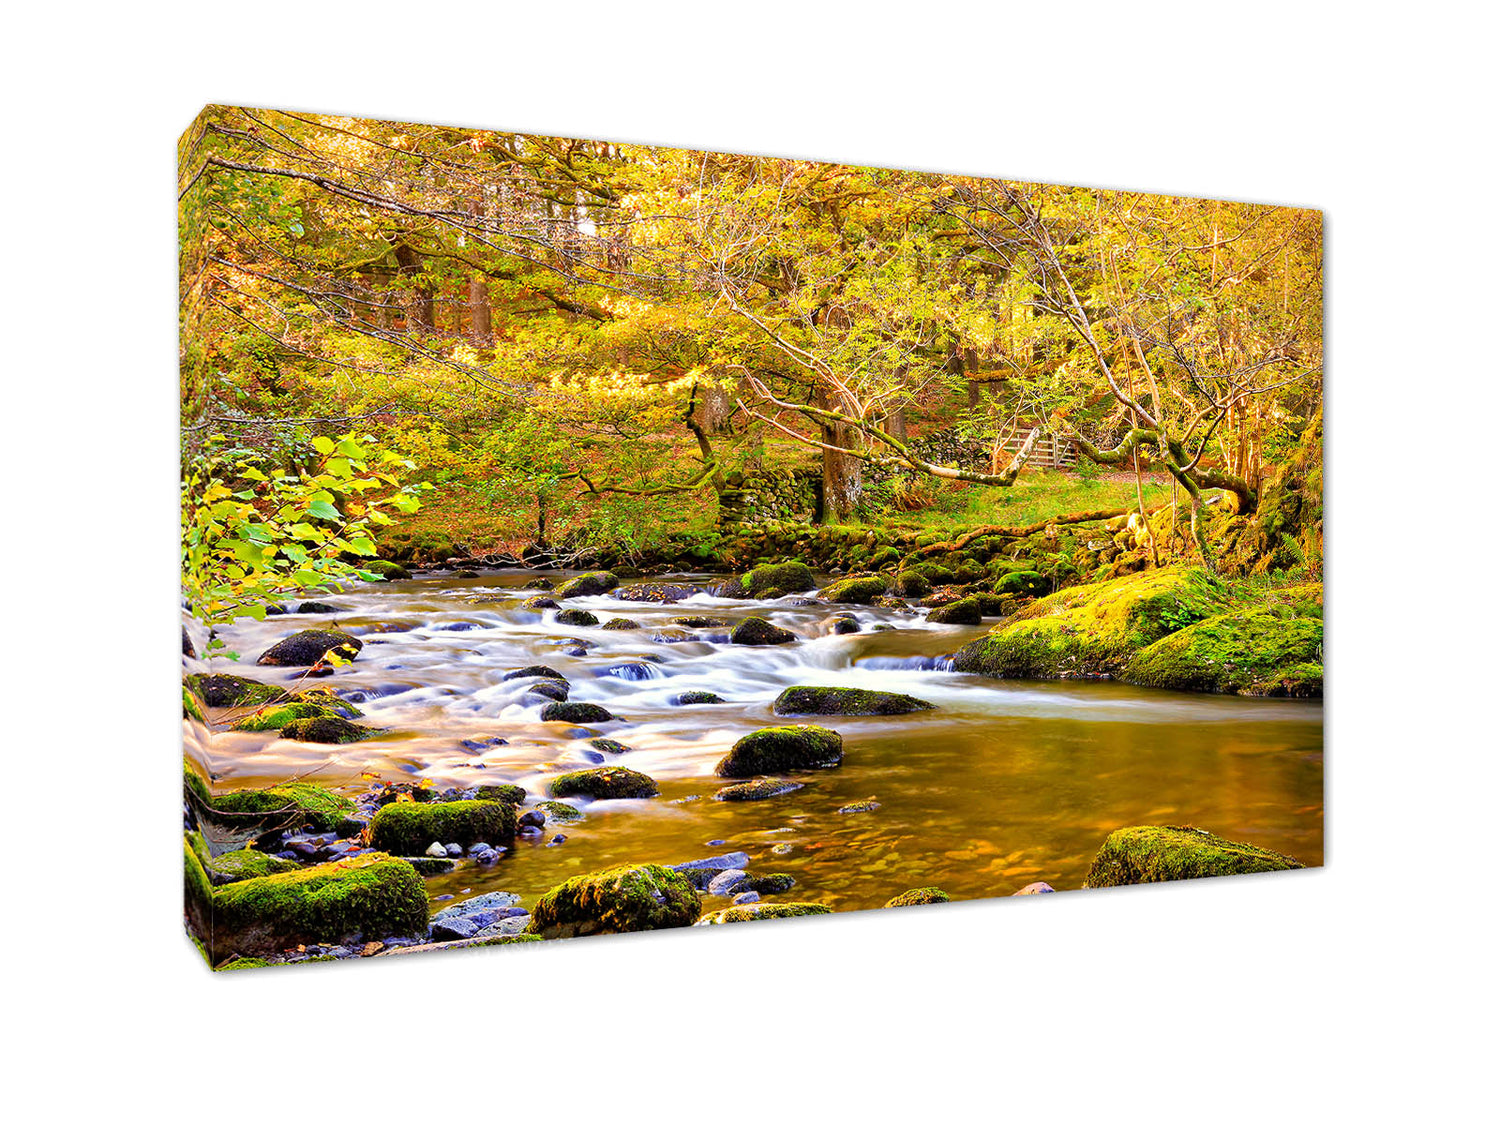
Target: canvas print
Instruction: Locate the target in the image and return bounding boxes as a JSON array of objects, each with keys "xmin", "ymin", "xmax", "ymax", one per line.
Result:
[{"xmin": 180, "ymin": 105, "xmax": 1323, "ymax": 970}]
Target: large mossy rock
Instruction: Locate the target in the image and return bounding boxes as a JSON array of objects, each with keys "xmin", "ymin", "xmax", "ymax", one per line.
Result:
[
  {"xmin": 772, "ymin": 686, "xmax": 934, "ymax": 717},
  {"xmin": 555, "ymin": 608, "xmax": 599, "ymax": 627},
  {"xmin": 206, "ymin": 848, "xmax": 300, "ymax": 884},
  {"xmin": 279, "ymin": 715, "xmax": 377, "ymax": 744},
  {"xmin": 740, "ymin": 561, "xmax": 815, "ymax": 599},
  {"xmin": 715, "ymin": 725, "xmax": 843, "ymax": 778},
  {"xmin": 526, "ymin": 863, "xmax": 701, "ymax": 938},
  {"xmin": 696, "ymin": 902, "xmax": 832, "ymax": 924},
  {"xmin": 210, "ymin": 783, "xmax": 357, "ymax": 832},
  {"xmin": 927, "ymin": 596, "xmax": 985, "ymax": 625},
  {"xmin": 556, "ymin": 570, "xmax": 618, "ymax": 599},
  {"xmin": 818, "ymin": 575, "xmax": 888, "ymax": 604},
  {"xmin": 362, "ymin": 559, "xmax": 412, "ymax": 581},
  {"xmin": 256, "ymin": 629, "xmax": 363, "ymax": 667},
  {"xmin": 1124, "ymin": 599, "xmax": 1323, "ymax": 697},
  {"xmin": 185, "ymin": 674, "xmax": 288, "ymax": 709},
  {"xmin": 729, "ymin": 617, "xmax": 796, "ymax": 646},
  {"xmin": 231, "ymin": 697, "xmax": 360, "ymax": 732},
  {"xmin": 548, "ymin": 767, "xmax": 659, "ymax": 800},
  {"xmin": 209, "ymin": 853, "xmax": 429, "ymax": 959},
  {"xmin": 1083, "ymin": 825, "xmax": 1305, "ymax": 888},
  {"xmin": 369, "ymin": 799, "xmax": 518, "ymax": 853},
  {"xmin": 951, "ymin": 565, "xmax": 1226, "ymax": 680}
]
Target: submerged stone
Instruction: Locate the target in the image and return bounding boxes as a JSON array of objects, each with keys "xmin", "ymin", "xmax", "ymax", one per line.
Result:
[
  {"xmin": 548, "ymin": 767, "xmax": 659, "ymax": 800},
  {"xmin": 1083, "ymin": 825, "xmax": 1305, "ymax": 888},
  {"xmin": 526, "ymin": 863, "xmax": 701, "ymax": 938},
  {"xmin": 713, "ymin": 778, "xmax": 805, "ymax": 802},
  {"xmin": 714, "ymin": 725, "xmax": 843, "ymax": 778},
  {"xmin": 771, "ymin": 686, "xmax": 934, "ymax": 717}
]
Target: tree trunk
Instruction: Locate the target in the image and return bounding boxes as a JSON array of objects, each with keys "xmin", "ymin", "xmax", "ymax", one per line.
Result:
[
  {"xmin": 392, "ymin": 242, "xmax": 433, "ymax": 332},
  {"xmin": 883, "ymin": 409, "xmax": 907, "ymax": 442},
  {"xmin": 695, "ymin": 382, "xmax": 732, "ymax": 433},
  {"xmin": 469, "ymin": 274, "xmax": 492, "ymax": 344},
  {"xmin": 814, "ymin": 387, "xmax": 863, "ymax": 523}
]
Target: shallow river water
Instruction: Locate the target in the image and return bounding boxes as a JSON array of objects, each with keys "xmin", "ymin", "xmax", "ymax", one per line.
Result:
[{"xmin": 196, "ymin": 569, "xmax": 1324, "ymax": 915}]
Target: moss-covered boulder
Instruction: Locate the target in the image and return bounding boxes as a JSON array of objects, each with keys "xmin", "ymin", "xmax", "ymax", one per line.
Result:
[
  {"xmin": 927, "ymin": 596, "xmax": 985, "ymax": 625},
  {"xmin": 884, "ymin": 887, "xmax": 951, "ymax": 907},
  {"xmin": 1083, "ymin": 825, "xmax": 1305, "ymax": 888},
  {"xmin": 819, "ymin": 575, "xmax": 888, "ymax": 604},
  {"xmin": 952, "ymin": 566, "xmax": 1226, "ymax": 680},
  {"xmin": 1123, "ymin": 602, "xmax": 1323, "ymax": 697},
  {"xmin": 183, "ymin": 761, "xmax": 212, "ymax": 806},
  {"xmin": 256, "ymin": 629, "xmax": 363, "ymax": 667},
  {"xmin": 548, "ymin": 767, "xmax": 659, "ymax": 800},
  {"xmin": 696, "ymin": 902, "xmax": 832, "ymax": 924},
  {"xmin": 208, "ymin": 853, "xmax": 429, "ymax": 959},
  {"xmin": 672, "ymin": 691, "xmax": 725, "ymax": 705},
  {"xmin": 210, "ymin": 783, "xmax": 357, "ymax": 832},
  {"xmin": 671, "ymin": 614, "xmax": 732, "ymax": 628},
  {"xmin": 994, "ymin": 569, "xmax": 1048, "ymax": 597},
  {"xmin": 740, "ymin": 561, "xmax": 816, "ymax": 599},
  {"xmin": 502, "ymin": 664, "xmax": 568, "ymax": 683},
  {"xmin": 539, "ymin": 701, "xmax": 617, "ymax": 724},
  {"xmin": 279, "ymin": 716, "xmax": 375, "ymax": 744},
  {"xmin": 555, "ymin": 608, "xmax": 599, "ymax": 627},
  {"xmin": 714, "ymin": 778, "xmax": 805, "ymax": 802},
  {"xmin": 556, "ymin": 570, "xmax": 618, "ymax": 598},
  {"xmin": 207, "ymin": 848, "xmax": 300, "ymax": 884},
  {"xmin": 771, "ymin": 686, "xmax": 934, "ymax": 717},
  {"xmin": 600, "ymin": 617, "xmax": 641, "ymax": 631},
  {"xmin": 526, "ymin": 863, "xmax": 701, "ymax": 938},
  {"xmin": 588, "ymin": 737, "xmax": 631, "ymax": 754},
  {"xmin": 520, "ymin": 595, "xmax": 558, "ymax": 611},
  {"xmin": 184, "ymin": 838, "xmax": 214, "ymax": 938},
  {"xmin": 893, "ymin": 570, "xmax": 932, "ymax": 597},
  {"xmin": 715, "ymin": 725, "xmax": 843, "ymax": 778},
  {"xmin": 535, "ymin": 800, "xmax": 584, "ymax": 823},
  {"xmin": 231, "ymin": 699, "xmax": 353, "ymax": 732},
  {"xmin": 472, "ymin": 783, "xmax": 527, "ymax": 805},
  {"xmin": 182, "ymin": 686, "xmax": 206, "ymax": 722},
  {"xmin": 369, "ymin": 799, "xmax": 518, "ymax": 854},
  {"xmin": 362, "ymin": 559, "xmax": 412, "ymax": 581},
  {"xmin": 185, "ymin": 674, "xmax": 288, "ymax": 708},
  {"xmin": 729, "ymin": 617, "xmax": 796, "ymax": 646}
]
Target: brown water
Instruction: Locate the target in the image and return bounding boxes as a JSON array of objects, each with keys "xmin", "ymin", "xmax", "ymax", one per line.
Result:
[{"xmin": 187, "ymin": 570, "xmax": 1323, "ymax": 914}]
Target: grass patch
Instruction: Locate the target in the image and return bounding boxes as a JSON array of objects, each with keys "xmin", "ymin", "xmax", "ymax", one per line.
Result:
[{"xmin": 870, "ymin": 471, "xmax": 1172, "ymax": 533}]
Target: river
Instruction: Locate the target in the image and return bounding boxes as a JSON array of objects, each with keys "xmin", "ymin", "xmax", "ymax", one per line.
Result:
[{"xmin": 194, "ymin": 569, "xmax": 1324, "ymax": 914}]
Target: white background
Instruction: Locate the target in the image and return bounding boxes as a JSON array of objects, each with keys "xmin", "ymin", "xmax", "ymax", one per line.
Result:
[{"xmin": 5, "ymin": 2, "xmax": 1495, "ymax": 1121}]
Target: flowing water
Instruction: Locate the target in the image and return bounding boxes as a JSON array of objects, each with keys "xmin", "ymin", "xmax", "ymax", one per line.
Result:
[{"xmin": 193, "ymin": 570, "xmax": 1324, "ymax": 914}]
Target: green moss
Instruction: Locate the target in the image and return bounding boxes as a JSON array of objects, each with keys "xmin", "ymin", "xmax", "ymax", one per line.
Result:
[
  {"xmin": 771, "ymin": 686, "xmax": 934, "ymax": 716},
  {"xmin": 744, "ymin": 873, "xmax": 797, "ymax": 894},
  {"xmin": 715, "ymin": 725, "xmax": 843, "ymax": 778},
  {"xmin": 1083, "ymin": 825, "xmax": 1305, "ymax": 888},
  {"xmin": 184, "ymin": 838, "xmax": 214, "ymax": 937},
  {"xmin": 185, "ymin": 674, "xmax": 288, "ymax": 708},
  {"xmin": 600, "ymin": 617, "xmax": 641, "ymax": 630},
  {"xmin": 893, "ymin": 570, "xmax": 933, "ymax": 597},
  {"xmin": 927, "ymin": 596, "xmax": 984, "ymax": 625},
  {"xmin": 714, "ymin": 778, "xmax": 805, "ymax": 802},
  {"xmin": 884, "ymin": 887, "xmax": 951, "ymax": 907},
  {"xmin": 183, "ymin": 761, "xmax": 212, "ymax": 806},
  {"xmin": 697, "ymin": 902, "xmax": 832, "ymax": 924},
  {"xmin": 208, "ymin": 848, "xmax": 300, "ymax": 883},
  {"xmin": 182, "ymin": 686, "xmax": 206, "ymax": 722},
  {"xmin": 740, "ymin": 561, "xmax": 815, "ymax": 598},
  {"xmin": 363, "ymin": 559, "xmax": 412, "ymax": 581},
  {"xmin": 539, "ymin": 701, "xmax": 616, "ymax": 724},
  {"xmin": 216, "ymin": 957, "xmax": 273, "ymax": 971},
  {"xmin": 588, "ymin": 738, "xmax": 631, "ymax": 755},
  {"xmin": 368, "ymin": 799, "xmax": 518, "ymax": 853},
  {"xmin": 210, "ymin": 853, "xmax": 429, "ymax": 959},
  {"xmin": 819, "ymin": 575, "xmax": 888, "ymax": 604},
  {"xmin": 729, "ymin": 617, "xmax": 797, "ymax": 645},
  {"xmin": 993, "ymin": 569, "xmax": 1048, "ymax": 596},
  {"xmin": 473, "ymin": 783, "xmax": 527, "ymax": 804},
  {"xmin": 555, "ymin": 608, "xmax": 600, "ymax": 627},
  {"xmin": 548, "ymin": 767, "xmax": 659, "ymax": 800},
  {"xmin": 279, "ymin": 716, "xmax": 377, "ymax": 744},
  {"xmin": 1124, "ymin": 602, "xmax": 1323, "ymax": 696},
  {"xmin": 526, "ymin": 863, "xmax": 701, "ymax": 938},
  {"xmin": 556, "ymin": 570, "xmax": 619, "ymax": 598},
  {"xmin": 231, "ymin": 700, "xmax": 343, "ymax": 732},
  {"xmin": 210, "ymin": 783, "xmax": 357, "ymax": 832},
  {"xmin": 952, "ymin": 565, "xmax": 1227, "ymax": 680},
  {"xmin": 535, "ymin": 800, "xmax": 584, "ymax": 823}
]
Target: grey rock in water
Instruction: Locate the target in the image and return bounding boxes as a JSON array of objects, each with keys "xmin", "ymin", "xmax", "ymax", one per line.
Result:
[
  {"xmin": 707, "ymin": 869, "xmax": 752, "ymax": 896},
  {"xmin": 732, "ymin": 892, "xmax": 761, "ymax": 905},
  {"xmin": 425, "ymin": 842, "xmax": 447, "ymax": 858},
  {"xmin": 1013, "ymin": 882, "xmax": 1056, "ymax": 895}
]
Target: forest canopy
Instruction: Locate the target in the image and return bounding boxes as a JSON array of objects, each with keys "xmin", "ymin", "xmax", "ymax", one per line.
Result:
[{"xmin": 179, "ymin": 106, "xmax": 1322, "ymax": 570}]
